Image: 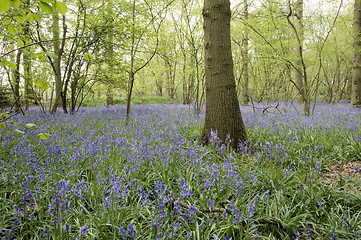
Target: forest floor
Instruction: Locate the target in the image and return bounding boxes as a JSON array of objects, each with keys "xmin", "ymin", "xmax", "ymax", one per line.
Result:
[{"xmin": 0, "ymin": 102, "xmax": 361, "ymax": 239}]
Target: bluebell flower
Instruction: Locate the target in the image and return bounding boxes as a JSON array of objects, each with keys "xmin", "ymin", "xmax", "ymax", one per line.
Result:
[
  {"xmin": 80, "ymin": 225, "xmax": 88, "ymax": 235},
  {"xmin": 330, "ymin": 229, "xmax": 337, "ymax": 239},
  {"xmin": 317, "ymin": 200, "xmax": 322, "ymax": 208},
  {"xmin": 342, "ymin": 218, "xmax": 350, "ymax": 229}
]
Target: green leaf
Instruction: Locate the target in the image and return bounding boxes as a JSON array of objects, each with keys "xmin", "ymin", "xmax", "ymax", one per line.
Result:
[
  {"xmin": 39, "ymin": 1, "xmax": 53, "ymax": 14},
  {"xmin": 34, "ymin": 78, "xmax": 41, "ymax": 85},
  {"xmin": 34, "ymin": 78, "xmax": 50, "ymax": 90},
  {"xmin": 0, "ymin": 122, "xmax": 5, "ymax": 129},
  {"xmin": 46, "ymin": 52, "xmax": 57, "ymax": 59},
  {"xmin": 0, "ymin": 0, "xmax": 11, "ymax": 13},
  {"xmin": 40, "ymin": 81, "xmax": 50, "ymax": 90},
  {"xmin": 38, "ymin": 133, "xmax": 50, "ymax": 140},
  {"xmin": 55, "ymin": 2, "xmax": 68, "ymax": 15},
  {"xmin": 17, "ymin": 40, "xmax": 24, "ymax": 48},
  {"xmin": 10, "ymin": 0, "xmax": 20, "ymax": 8},
  {"xmin": 14, "ymin": 15, "xmax": 25, "ymax": 23},
  {"xmin": 8, "ymin": 61, "xmax": 17, "ymax": 70},
  {"xmin": 1, "ymin": 60, "xmax": 8, "ymax": 67},
  {"xmin": 35, "ymin": 52, "xmax": 45, "ymax": 61},
  {"xmin": 84, "ymin": 53, "xmax": 94, "ymax": 61},
  {"xmin": 7, "ymin": 25, "xmax": 17, "ymax": 35},
  {"xmin": 0, "ymin": 113, "xmax": 9, "ymax": 119},
  {"xmin": 25, "ymin": 123, "xmax": 37, "ymax": 128},
  {"xmin": 33, "ymin": 13, "xmax": 41, "ymax": 22},
  {"xmin": 4, "ymin": 19, "xmax": 11, "ymax": 25},
  {"xmin": 15, "ymin": 129, "xmax": 25, "ymax": 134}
]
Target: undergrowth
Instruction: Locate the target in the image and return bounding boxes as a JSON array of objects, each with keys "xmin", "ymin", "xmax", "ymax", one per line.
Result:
[{"xmin": 0, "ymin": 103, "xmax": 360, "ymax": 239}]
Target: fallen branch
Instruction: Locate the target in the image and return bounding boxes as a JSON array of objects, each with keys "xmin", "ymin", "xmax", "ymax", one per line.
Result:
[
  {"xmin": 174, "ymin": 199, "xmax": 226, "ymax": 213},
  {"xmin": 169, "ymin": 196, "xmax": 295, "ymax": 238},
  {"xmin": 0, "ymin": 109, "xmax": 20, "ymax": 123},
  {"xmin": 218, "ymin": 193, "xmax": 236, "ymax": 208}
]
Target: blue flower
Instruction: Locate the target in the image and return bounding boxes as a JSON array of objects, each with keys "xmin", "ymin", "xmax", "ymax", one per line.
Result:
[
  {"xmin": 330, "ymin": 229, "xmax": 337, "ymax": 240},
  {"xmin": 317, "ymin": 200, "xmax": 322, "ymax": 208},
  {"xmin": 80, "ymin": 225, "xmax": 88, "ymax": 235}
]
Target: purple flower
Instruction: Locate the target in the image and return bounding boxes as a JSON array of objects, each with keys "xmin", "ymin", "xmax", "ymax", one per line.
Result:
[
  {"xmin": 118, "ymin": 226, "xmax": 126, "ymax": 239},
  {"xmin": 317, "ymin": 200, "xmax": 322, "ymax": 208},
  {"xmin": 80, "ymin": 225, "xmax": 88, "ymax": 235},
  {"xmin": 330, "ymin": 229, "xmax": 337, "ymax": 240},
  {"xmin": 128, "ymin": 223, "xmax": 135, "ymax": 237},
  {"xmin": 293, "ymin": 229, "xmax": 300, "ymax": 240},
  {"xmin": 342, "ymin": 218, "xmax": 350, "ymax": 229}
]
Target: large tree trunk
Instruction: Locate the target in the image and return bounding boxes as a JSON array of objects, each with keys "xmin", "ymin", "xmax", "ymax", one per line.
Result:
[
  {"xmin": 352, "ymin": 0, "xmax": 361, "ymax": 107},
  {"xmin": 202, "ymin": 0, "xmax": 248, "ymax": 149}
]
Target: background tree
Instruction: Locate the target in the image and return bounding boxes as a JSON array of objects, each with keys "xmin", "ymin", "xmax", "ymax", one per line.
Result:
[
  {"xmin": 0, "ymin": 0, "xmax": 355, "ymax": 115},
  {"xmin": 124, "ymin": 0, "xmax": 171, "ymax": 121},
  {"xmin": 293, "ymin": 0, "xmax": 305, "ymax": 105},
  {"xmin": 352, "ymin": 0, "xmax": 361, "ymax": 107}
]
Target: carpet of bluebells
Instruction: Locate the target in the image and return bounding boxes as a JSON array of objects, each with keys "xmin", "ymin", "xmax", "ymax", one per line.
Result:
[{"xmin": 1, "ymin": 103, "xmax": 361, "ymax": 239}]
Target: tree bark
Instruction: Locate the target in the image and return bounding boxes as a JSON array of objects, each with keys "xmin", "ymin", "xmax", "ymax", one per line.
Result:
[
  {"xmin": 202, "ymin": 0, "xmax": 248, "ymax": 149},
  {"xmin": 106, "ymin": 0, "xmax": 115, "ymax": 106},
  {"xmin": 13, "ymin": 50, "xmax": 22, "ymax": 110},
  {"xmin": 50, "ymin": 10, "xmax": 62, "ymax": 114},
  {"xmin": 241, "ymin": 0, "xmax": 249, "ymax": 105},
  {"xmin": 352, "ymin": 0, "xmax": 361, "ymax": 107},
  {"xmin": 106, "ymin": 86, "xmax": 114, "ymax": 106},
  {"xmin": 23, "ymin": 0, "xmax": 32, "ymax": 109},
  {"xmin": 295, "ymin": 0, "xmax": 304, "ymax": 105}
]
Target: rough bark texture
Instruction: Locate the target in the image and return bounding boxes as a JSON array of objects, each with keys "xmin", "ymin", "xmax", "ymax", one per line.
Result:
[
  {"xmin": 295, "ymin": 0, "xmax": 304, "ymax": 105},
  {"xmin": 352, "ymin": 0, "xmax": 361, "ymax": 107},
  {"xmin": 202, "ymin": 0, "xmax": 248, "ymax": 149}
]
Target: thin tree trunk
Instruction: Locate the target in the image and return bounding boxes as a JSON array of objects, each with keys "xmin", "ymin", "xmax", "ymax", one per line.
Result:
[
  {"xmin": 13, "ymin": 50, "xmax": 22, "ymax": 110},
  {"xmin": 51, "ymin": 9, "xmax": 62, "ymax": 114},
  {"xmin": 126, "ymin": 71, "xmax": 135, "ymax": 121},
  {"xmin": 295, "ymin": 0, "xmax": 304, "ymax": 105},
  {"xmin": 106, "ymin": 86, "xmax": 114, "ymax": 106},
  {"xmin": 351, "ymin": 0, "xmax": 361, "ymax": 107},
  {"xmin": 106, "ymin": 1, "xmax": 115, "ymax": 106},
  {"xmin": 126, "ymin": 0, "xmax": 136, "ymax": 122},
  {"xmin": 23, "ymin": 0, "xmax": 32, "ymax": 109},
  {"xmin": 241, "ymin": 0, "xmax": 249, "ymax": 104},
  {"xmin": 23, "ymin": 52, "xmax": 32, "ymax": 108}
]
